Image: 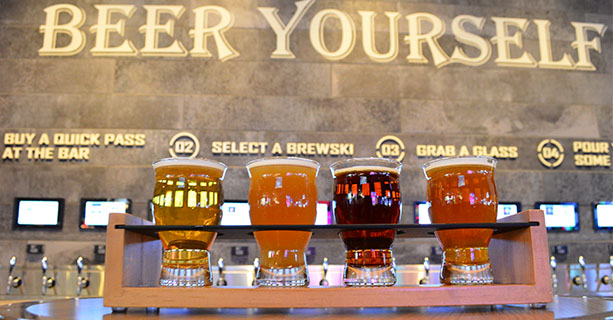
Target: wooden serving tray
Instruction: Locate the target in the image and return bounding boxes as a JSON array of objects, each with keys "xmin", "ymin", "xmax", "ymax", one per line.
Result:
[{"xmin": 103, "ymin": 210, "xmax": 552, "ymax": 309}]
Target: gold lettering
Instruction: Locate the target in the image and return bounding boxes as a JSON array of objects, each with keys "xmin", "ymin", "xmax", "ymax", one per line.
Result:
[
  {"xmin": 90, "ymin": 5, "xmax": 137, "ymax": 56},
  {"xmin": 38, "ymin": 133, "xmax": 50, "ymax": 145},
  {"xmin": 139, "ymin": 5, "xmax": 187, "ymax": 57},
  {"xmin": 449, "ymin": 15, "xmax": 491, "ymax": 66},
  {"xmin": 211, "ymin": 141, "xmax": 222, "ymax": 153},
  {"xmin": 190, "ymin": 6, "xmax": 239, "ymax": 61},
  {"xmin": 404, "ymin": 12, "xmax": 449, "ymax": 67},
  {"xmin": 534, "ymin": 19, "xmax": 574, "ymax": 69},
  {"xmin": 310, "ymin": 9, "xmax": 356, "ymax": 61},
  {"xmin": 39, "ymin": 4, "xmax": 86, "ymax": 56},
  {"xmin": 2, "ymin": 147, "xmax": 22, "ymax": 160},
  {"xmin": 573, "ymin": 141, "xmax": 610, "ymax": 153},
  {"xmin": 258, "ymin": 0, "xmax": 314, "ymax": 59},
  {"xmin": 271, "ymin": 142, "xmax": 283, "ymax": 155},
  {"xmin": 491, "ymin": 17, "xmax": 537, "ymax": 68},
  {"xmin": 286, "ymin": 143, "xmax": 296, "ymax": 154},
  {"xmin": 359, "ymin": 11, "xmax": 400, "ymax": 63},
  {"xmin": 571, "ymin": 22, "xmax": 608, "ymax": 71}
]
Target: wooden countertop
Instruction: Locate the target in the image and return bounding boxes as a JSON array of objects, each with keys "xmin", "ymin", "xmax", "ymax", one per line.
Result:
[{"xmin": 1, "ymin": 296, "xmax": 613, "ymax": 319}]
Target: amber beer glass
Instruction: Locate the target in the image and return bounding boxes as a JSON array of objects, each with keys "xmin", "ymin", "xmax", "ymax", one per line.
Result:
[
  {"xmin": 247, "ymin": 157, "xmax": 319, "ymax": 287},
  {"xmin": 331, "ymin": 158, "xmax": 402, "ymax": 287},
  {"xmin": 422, "ymin": 156, "xmax": 498, "ymax": 285},
  {"xmin": 152, "ymin": 157, "xmax": 227, "ymax": 287}
]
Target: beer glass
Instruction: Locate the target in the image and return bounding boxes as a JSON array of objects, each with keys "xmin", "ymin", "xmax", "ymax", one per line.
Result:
[
  {"xmin": 152, "ymin": 157, "xmax": 227, "ymax": 287},
  {"xmin": 246, "ymin": 157, "xmax": 319, "ymax": 287},
  {"xmin": 330, "ymin": 158, "xmax": 402, "ymax": 287},
  {"xmin": 422, "ymin": 156, "xmax": 497, "ymax": 285}
]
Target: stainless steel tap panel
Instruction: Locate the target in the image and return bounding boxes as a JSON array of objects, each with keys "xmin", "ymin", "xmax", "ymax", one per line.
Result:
[{"xmin": 0, "ymin": 263, "xmax": 105, "ymax": 298}]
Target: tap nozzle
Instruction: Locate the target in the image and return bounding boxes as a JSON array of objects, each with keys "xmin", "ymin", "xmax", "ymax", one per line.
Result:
[
  {"xmin": 572, "ymin": 256, "xmax": 587, "ymax": 289},
  {"xmin": 41, "ymin": 256, "xmax": 56, "ymax": 296},
  {"xmin": 6, "ymin": 256, "xmax": 22, "ymax": 294},
  {"xmin": 599, "ymin": 256, "xmax": 613, "ymax": 288},
  {"xmin": 76, "ymin": 256, "xmax": 90, "ymax": 296},
  {"xmin": 216, "ymin": 258, "xmax": 227, "ymax": 286},
  {"xmin": 419, "ymin": 257, "xmax": 431, "ymax": 285},
  {"xmin": 252, "ymin": 258, "xmax": 260, "ymax": 287},
  {"xmin": 550, "ymin": 256, "xmax": 558, "ymax": 289},
  {"xmin": 319, "ymin": 257, "xmax": 329, "ymax": 287}
]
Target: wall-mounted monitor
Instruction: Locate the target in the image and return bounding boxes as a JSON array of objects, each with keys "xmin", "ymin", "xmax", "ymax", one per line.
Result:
[
  {"xmin": 414, "ymin": 201, "xmax": 431, "ymax": 224},
  {"xmin": 497, "ymin": 202, "xmax": 522, "ymax": 220},
  {"xmin": 593, "ymin": 201, "xmax": 613, "ymax": 231},
  {"xmin": 536, "ymin": 202, "xmax": 579, "ymax": 231},
  {"xmin": 13, "ymin": 198, "xmax": 64, "ymax": 230},
  {"xmin": 316, "ymin": 201, "xmax": 333, "ymax": 225},
  {"xmin": 221, "ymin": 200, "xmax": 251, "ymax": 226},
  {"xmin": 79, "ymin": 198, "xmax": 131, "ymax": 230}
]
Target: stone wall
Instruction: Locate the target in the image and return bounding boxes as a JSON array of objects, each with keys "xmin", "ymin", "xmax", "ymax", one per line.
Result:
[{"xmin": 0, "ymin": 0, "xmax": 611, "ymax": 268}]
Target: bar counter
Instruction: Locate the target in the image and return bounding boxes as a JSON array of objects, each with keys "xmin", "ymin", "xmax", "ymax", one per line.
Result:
[{"xmin": 1, "ymin": 296, "xmax": 613, "ymax": 319}]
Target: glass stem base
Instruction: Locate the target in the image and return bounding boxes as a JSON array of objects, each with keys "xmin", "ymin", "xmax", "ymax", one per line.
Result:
[
  {"xmin": 255, "ymin": 250, "xmax": 309, "ymax": 287},
  {"xmin": 255, "ymin": 266, "xmax": 309, "ymax": 287},
  {"xmin": 343, "ymin": 249, "xmax": 396, "ymax": 287},
  {"xmin": 160, "ymin": 248, "xmax": 211, "ymax": 287},
  {"xmin": 440, "ymin": 247, "xmax": 493, "ymax": 285}
]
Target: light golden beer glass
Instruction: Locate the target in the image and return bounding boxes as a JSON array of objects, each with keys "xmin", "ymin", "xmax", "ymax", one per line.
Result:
[
  {"xmin": 422, "ymin": 156, "xmax": 497, "ymax": 285},
  {"xmin": 152, "ymin": 157, "xmax": 227, "ymax": 287},
  {"xmin": 246, "ymin": 157, "xmax": 319, "ymax": 287}
]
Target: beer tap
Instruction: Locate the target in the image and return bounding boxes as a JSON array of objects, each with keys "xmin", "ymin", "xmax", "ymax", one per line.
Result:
[
  {"xmin": 319, "ymin": 257, "xmax": 329, "ymax": 287},
  {"xmin": 419, "ymin": 257, "xmax": 430, "ymax": 285},
  {"xmin": 572, "ymin": 256, "xmax": 587, "ymax": 290},
  {"xmin": 76, "ymin": 256, "xmax": 90, "ymax": 296},
  {"xmin": 41, "ymin": 256, "xmax": 56, "ymax": 296},
  {"xmin": 252, "ymin": 258, "xmax": 260, "ymax": 287},
  {"xmin": 550, "ymin": 256, "xmax": 558, "ymax": 290},
  {"xmin": 597, "ymin": 256, "xmax": 613, "ymax": 291},
  {"xmin": 6, "ymin": 256, "xmax": 23, "ymax": 295},
  {"xmin": 216, "ymin": 258, "xmax": 227, "ymax": 287}
]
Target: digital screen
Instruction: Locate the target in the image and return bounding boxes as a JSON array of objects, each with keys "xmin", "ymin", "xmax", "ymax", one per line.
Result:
[
  {"xmin": 13, "ymin": 198, "xmax": 64, "ymax": 230},
  {"xmin": 593, "ymin": 201, "xmax": 613, "ymax": 230},
  {"xmin": 537, "ymin": 202, "xmax": 579, "ymax": 231},
  {"xmin": 497, "ymin": 202, "xmax": 521, "ymax": 220},
  {"xmin": 414, "ymin": 201, "xmax": 431, "ymax": 224},
  {"xmin": 80, "ymin": 199, "xmax": 130, "ymax": 230},
  {"xmin": 221, "ymin": 201, "xmax": 251, "ymax": 226},
  {"xmin": 316, "ymin": 201, "xmax": 332, "ymax": 225}
]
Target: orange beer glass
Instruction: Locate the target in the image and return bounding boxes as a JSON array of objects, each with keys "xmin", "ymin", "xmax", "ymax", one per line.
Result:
[
  {"xmin": 246, "ymin": 157, "xmax": 319, "ymax": 287},
  {"xmin": 152, "ymin": 157, "xmax": 227, "ymax": 287},
  {"xmin": 422, "ymin": 156, "xmax": 497, "ymax": 284}
]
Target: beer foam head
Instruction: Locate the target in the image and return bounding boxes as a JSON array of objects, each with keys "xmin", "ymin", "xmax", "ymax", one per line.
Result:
[
  {"xmin": 153, "ymin": 157, "xmax": 227, "ymax": 172},
  {"xmin": 423, "ymin": 156, "xmax": 497, "ymax": 171},
  {"xmin": 246, "ymin": 157, "xmax": 320, "ymax": 170},
  {"xmin": 333, "ymin": 165, "xmax": 399, "ymax": 176}
]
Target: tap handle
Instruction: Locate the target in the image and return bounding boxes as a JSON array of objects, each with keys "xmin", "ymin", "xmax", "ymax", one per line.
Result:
[
  {"xmin": 76, "ymin": 256, "xmax": 84, "ymax": 275},
  {"xmin": 218, "ymin": 258, "xmax": 225, "ymax": 271},
  {"xmin": 550, "ymin": 256, "xmax": 557, "ymax": 271},
  {"xmin": 8, "ymin": 256, "xmax": 17, "ymax": 275},
  {"xmin": 252, "ymin": 258, "xmax": 260, "ymax": 286},
  {"xmin": 41, "ymin": 257, "xmax": 49, "ymax": 275},
  {"xmin": 423, "ymin": 257, "xmax": 430, "ymax": 276},
  {"xmin": 322, "ymin": 257, "xmax": 329, "ymax": 275},
  {"xmin": 579, "ymin": 256, "xmax": 586, "ymax": 271}
]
